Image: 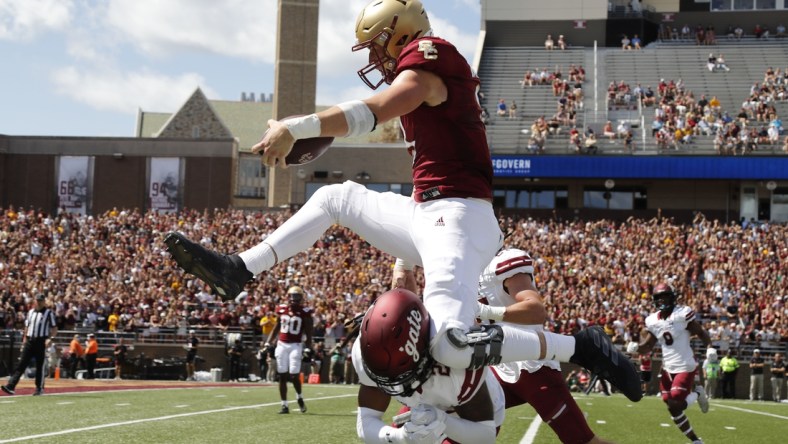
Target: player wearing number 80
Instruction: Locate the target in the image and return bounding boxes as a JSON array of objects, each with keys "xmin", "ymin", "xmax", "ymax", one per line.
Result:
[
  {"xmin": 267, "ymin": 286, "xmax": 313, "ymax": 414},
  {"xmin": 628, "ymin": 283, "xmax": 713, "ymax": 444}
]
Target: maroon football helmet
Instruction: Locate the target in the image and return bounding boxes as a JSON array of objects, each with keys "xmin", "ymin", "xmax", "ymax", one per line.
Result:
[
  {"xmin": 359, "ymin": 288, "xmax": 433, "ymax": 396},
  {"xmin": 652, "ymin": 282, "xmax": 677, "ymax": 314}
]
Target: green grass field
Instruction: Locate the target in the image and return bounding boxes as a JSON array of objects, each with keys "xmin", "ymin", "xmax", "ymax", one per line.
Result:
[{"xmin": 0, "ymin": 384, "xmax": 786, "ymax": 443}]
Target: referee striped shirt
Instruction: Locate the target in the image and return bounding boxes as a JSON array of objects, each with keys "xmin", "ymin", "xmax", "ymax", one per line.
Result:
[{"xmin": 26, "ymin": 308, "xmax": 57, "ymax": 339}]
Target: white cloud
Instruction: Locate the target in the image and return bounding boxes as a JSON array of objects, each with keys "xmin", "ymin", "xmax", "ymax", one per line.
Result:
[
  {"xmin": 103, "ymin": 0, "xmax": 277, "ymax": 62},
  {"xmin": 0, "ymin": 0, "xmax": 74, "ymax": 41},
  {"xmin": 51, "ymin": 66, "xmax": 217, "ymax": 114}
]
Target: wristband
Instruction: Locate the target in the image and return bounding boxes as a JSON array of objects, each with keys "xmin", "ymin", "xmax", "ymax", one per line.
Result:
[
  {"xmin": 283, "ymin": 114, "xmax": 321, "ymax": 140},
  {"xmin": 393, "ymin": 258, "xmax": 414, "ymax": 272},
  {"xmin": 477, "ymin": 303, "xmax": 506, "ymax": 321},
  {"xmin": 337, "ymin": 100, "xmax": 377, "ymax": 137}
]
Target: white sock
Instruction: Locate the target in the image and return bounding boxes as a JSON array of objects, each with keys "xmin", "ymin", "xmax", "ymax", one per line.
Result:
[
  {"xmin": 686, "ymin": 392, "xmax": 698, "ymax": 406},
  {"xmin": 542, "ymin": 331, "xmax": 577, "ymax": 362},
  {"xmin": 239, "ymin": 194, "xmax": 335, "ymax": 275},
  {"xmin": 296, "ymin": 393, "xmax": 303, "ymax": 400},
  {"xmin": 239, "ymin": 242, "xmax": 276, "ymax": 276},
  {"xmin": 282, "ymin": 400, "xmax": 288, "ymax": 407}
]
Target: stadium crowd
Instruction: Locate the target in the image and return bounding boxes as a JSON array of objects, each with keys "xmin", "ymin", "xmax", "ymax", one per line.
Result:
[{"xmin": 1, "ymin": 206, "xmax": 786, "ymax": 353}]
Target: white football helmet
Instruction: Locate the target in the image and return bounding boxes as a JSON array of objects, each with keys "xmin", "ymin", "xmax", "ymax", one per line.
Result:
[{"xmin": 353, "ymin": 0, "xmax": 432, "ymax": 89}]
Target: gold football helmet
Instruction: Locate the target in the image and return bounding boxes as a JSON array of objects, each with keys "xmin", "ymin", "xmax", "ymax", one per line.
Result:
[{"xmin": 353, "ymin": 0, "xmax": 432, "ymax": 89}]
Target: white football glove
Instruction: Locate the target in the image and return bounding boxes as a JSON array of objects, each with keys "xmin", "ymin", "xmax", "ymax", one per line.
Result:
[
  {"xmin": 409, "ymin": 404, "xmax": 447, "ymax": 426},
  {"xmin": 625, "ymin": 341, "xmax": 639, "ymax": 354},
  {"xmin": 401, "ymin": 420, "xmax": 447, "ymax": 444}
]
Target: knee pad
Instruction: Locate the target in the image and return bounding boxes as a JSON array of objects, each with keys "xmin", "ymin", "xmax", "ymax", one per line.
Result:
[{"xmin": 444, "ymin": 324, "xmax": 504, "ymax": 369}]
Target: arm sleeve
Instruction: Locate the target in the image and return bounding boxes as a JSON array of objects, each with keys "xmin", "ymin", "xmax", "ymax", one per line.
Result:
[
  {"xmin": 357, "ymin": 406, "xmax": 401, "ymax": 443},
  {"xmin": 443, "ymin": 416, "xmax": 496, "ymax": 443}
]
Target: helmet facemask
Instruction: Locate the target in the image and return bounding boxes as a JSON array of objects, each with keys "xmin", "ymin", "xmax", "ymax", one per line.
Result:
[
  {"xmin": 352, "ymin": 17, "xmax": 400, "ymax": 90},
  {"xmin": 362, "ymin": 350, "xmax": 434, "ymax": 397}
]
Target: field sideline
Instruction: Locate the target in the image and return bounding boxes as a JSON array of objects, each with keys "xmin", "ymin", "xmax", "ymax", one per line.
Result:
[{"xmin": 0, "ymin": 381, "xmax": 786, "ymax": 443}]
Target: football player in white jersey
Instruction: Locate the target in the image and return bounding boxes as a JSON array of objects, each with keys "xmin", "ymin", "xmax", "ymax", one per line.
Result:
[
  {"xmin": 477, "ymin": 248, "xmax": 613, "ymax": 444},
  {"xmin": 354, "ymin": 288, "xmax": 506, "ymax": 444},
  {"xmin": 627, "ymin": 283, "xmax": 713, "ymax": 444}
]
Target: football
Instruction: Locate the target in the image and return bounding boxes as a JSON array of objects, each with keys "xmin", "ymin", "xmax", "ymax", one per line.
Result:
[{"xmin": 285, "ymin": 135, "xmax": 334, "ymax": 165}]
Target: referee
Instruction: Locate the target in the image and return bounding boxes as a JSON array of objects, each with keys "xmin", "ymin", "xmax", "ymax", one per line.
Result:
[{"xmin": 2, "ymin": 293, "xmax": 58, "ymax": 396}]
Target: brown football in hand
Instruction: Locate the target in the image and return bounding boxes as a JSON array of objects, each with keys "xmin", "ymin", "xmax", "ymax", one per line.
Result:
[{"xmin": 285, "ymin": 136, "xmax": 334, "ymax": 165}]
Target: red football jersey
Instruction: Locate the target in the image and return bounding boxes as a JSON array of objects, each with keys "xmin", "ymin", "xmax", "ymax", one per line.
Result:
[
  {"xmin": 276, "ymin": 304, "xmax": 312, "ymax": 343},
  {"xmin": 395, "ymin": 37, "xmax": 493, "ymax": 203}
]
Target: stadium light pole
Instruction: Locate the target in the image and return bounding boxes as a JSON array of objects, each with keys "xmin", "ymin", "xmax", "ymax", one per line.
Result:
[{"xmin": 593, "ymin": 40, "xmax": 598, "ymax": 120}]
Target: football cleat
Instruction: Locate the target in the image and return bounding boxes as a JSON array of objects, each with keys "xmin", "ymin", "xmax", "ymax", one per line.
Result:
[
  {"xmin": 164, "ymin": 232, "xmax": 253, "ymax": 300},
  {"xmin": 569, "ymin": 326, "xmax": 643, "ymax": 402},
  {"xmin": 1, "ymin": 385, "xmax": 15, "ymax": 396},
  {"xmin": 278, "ymin": 405, "xmax": 289, "ymax": 414},
  {"xmin": 33, "ymin": 389, "xmax": 43, "ymax": 396},
  {"xmin": 695, "ymin": 385, "xmax": 709, "ymax": 413},
  {"xmin": 297, "ymin": 398, "xmax": 307, "ymax": 413}
]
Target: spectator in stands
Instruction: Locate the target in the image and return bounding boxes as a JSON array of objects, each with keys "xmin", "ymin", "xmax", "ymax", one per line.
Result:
[
  {"xmin": 695, "ymin": 25, "xmax": 706, "ymax": 45},
  {"xmin": 508, "ymin": 100, "xmax": 517, "ymax": 119},
  {"xmin": 734, "ymin": 26, "xmax": 744, "ymax": 40},
  {"xmin": 631, "ymin": 34, "xmax": 642, "ymax": 50},
  {"xmin": 602, "ymin": 121, "xmax": 616, "ymax": 141},
  {"xmin": 557, "ymin": 34, "xmax": 567, "ymax": 50},
  {"xmin": 707, "ymin": 53, "xmax": 717, "ymax": 72},
  {"xmin": 776, "ymin": 24, "xmax": 786, "ymax": 38},
  {"xmin": 521, "ymin": 70, "xmax": 534, "ymax": 88},
  {"xmin": 783, "ymin": 135, "xmax": 788, "ymax": 154},
  {"xmin": 624, "ymin": 130, "xmax": 634, "ymax": 153},
  {"xmin": 583, "ymin": 126, "xmax": 598, "ymax": 154},
  {"xmin": 621, "ymin": 34, "xmax": 632, "ymax": 50},
  {"xmin": 497, "ymin": 99, "xmax": 507, "ymax": 117},
  {"xmin": 754, "ymin": 24, "xmax": 765, "ymax": 39},
  {"xmin": 726, "ymin": 25, "xmax": 735, "ymax": 40},
  {"xmin": 544, "ymin": 34, "xmax": 554, "ymax": 50},
  {"xmin": 715, "ymin": 54, "xmax": 730, "ymax": 72},
  {"xmin": 681, "ymin": 24, "xmax": 691, "ymax": 41},
  {"xmin": 705, "ymin": 25, "xmax": 717, "ymax": 45},
  {"xmin": 617, "ymin": 120, "xmax": 631, "ymax": 139}
]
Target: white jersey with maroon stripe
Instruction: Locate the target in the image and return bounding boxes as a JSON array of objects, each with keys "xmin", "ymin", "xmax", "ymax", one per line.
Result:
[
  {"xmin": 352, "ymin": 340, "xmax": 505, "ymax": 427},
  {"xmin": 478, "ymin": 249, "xmax": 560, "ymax": 379},
  {"xmin": 645, "ymin": 305, "xmax": 698, "ymax": 373}
]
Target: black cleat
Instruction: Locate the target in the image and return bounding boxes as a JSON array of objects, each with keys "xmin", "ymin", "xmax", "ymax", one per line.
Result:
[
  {"xmin": 33, "ymin": 389, "xmax": 43, "ymax": 396},
  {"xmin": 164, "ymin": 232, "xmax": 253, "ymax": 300},
  {"xmin": 278, "ymin": 405, "xmax": 289, "ymax": 414},
  {"xmin": 297, "ymin": 398, "xmax": 307, "ymax": 413},
  {"xmin": 1, "ymin": 385, "xmax": 15, "ymax": 396},
  {"xmin": 570, "ymin": 326, "xmax": 643, "ymax": 402}
]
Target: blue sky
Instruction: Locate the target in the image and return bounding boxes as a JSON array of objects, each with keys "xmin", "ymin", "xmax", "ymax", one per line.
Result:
[{"xmin": 0, "ymin": 0, "xmax": 481, "ymax": 137}]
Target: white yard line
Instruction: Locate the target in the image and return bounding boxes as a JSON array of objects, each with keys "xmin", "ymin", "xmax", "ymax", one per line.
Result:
[
  {"xmin": 712, "ymin": 403, "xmax": 788, "ymax": 420},
  {"xmin": 0, "ymin": 394, "xmax": 355, "ymax": 443},
  {"xmin": 519, "ymin": 415, "xmax": 543, "ymax": 444}
]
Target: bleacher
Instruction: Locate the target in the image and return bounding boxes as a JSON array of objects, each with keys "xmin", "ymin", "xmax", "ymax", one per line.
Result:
[
  {"xmin": 477, "ymin": 40, "xmax": 788, "ymax": 154},
  {"xmin": 477, "ymin": 47, "xmax": 588, "ymax": 153}
]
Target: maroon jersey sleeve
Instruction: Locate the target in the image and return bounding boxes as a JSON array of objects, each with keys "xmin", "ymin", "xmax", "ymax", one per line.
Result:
[{"xmin": 395, "ymin": 37, "xmax": 492, "ymax": 203}]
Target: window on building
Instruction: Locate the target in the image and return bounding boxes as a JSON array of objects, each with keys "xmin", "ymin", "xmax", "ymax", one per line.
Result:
[
  {"xmin": 583, "ymin": 187, "xmax": 646, "ymax": 210},
  {"xmin": 237, "ymin": 156, "xmax": 266, "ymax": 198},
  {"xmin": 493, "ymin": 187, "xmax": 568, "ymax": 209},
  {"xmin": 192, "ymin": 126, "xmax": 200, "ymax": 138}
]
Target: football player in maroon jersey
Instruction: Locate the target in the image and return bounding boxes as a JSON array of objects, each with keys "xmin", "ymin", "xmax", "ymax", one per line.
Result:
[
  {"xmin": 266, "ymin": 286, "xmax": 313, "ymax": 414},
  {"xmin": 164, "ymin": 0, "xmax": 640, "ymax": 403}
]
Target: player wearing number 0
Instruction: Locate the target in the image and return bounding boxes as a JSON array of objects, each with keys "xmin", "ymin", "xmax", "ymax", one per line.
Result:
[
  {"xmin": 627, "ymin": 283, "xmax": 712, "ymax": 444},
  {"xmin": 163, "ymin": 0, "xmax": 642, "ymax": 404},
  {"xmin": 268, "ymin": 286, "xmax": 313, "ymax": 414},
  {"xmin": 477, "ymin": 249, "xmax": 613, "ymax": 444}
]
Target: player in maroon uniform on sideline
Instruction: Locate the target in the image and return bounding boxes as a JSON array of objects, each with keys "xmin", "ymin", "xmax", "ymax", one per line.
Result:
[
  {"xmin": 164, "ymin": 0, "xmax": 640, "ymax": 404},
  {"xmin": 267, "ymin": 286, "xmax": 313, "ymax": 414}
]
